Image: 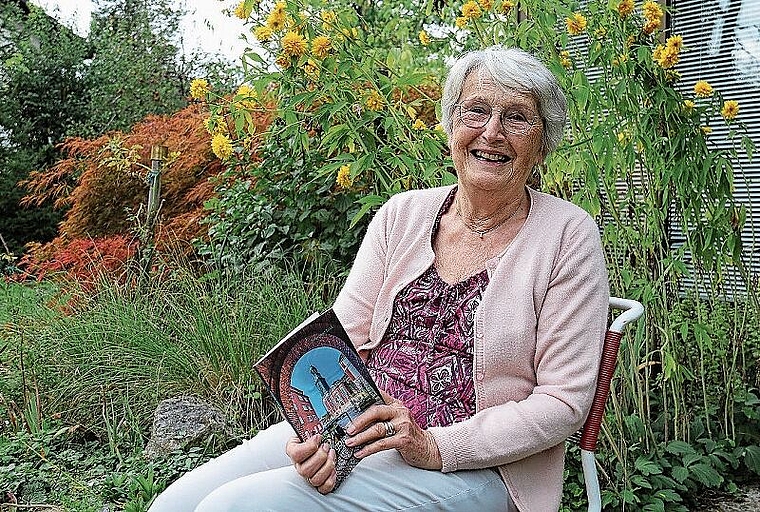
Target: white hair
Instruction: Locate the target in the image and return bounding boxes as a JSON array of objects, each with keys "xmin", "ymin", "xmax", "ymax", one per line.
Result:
[{"xmin": 441, "ymin": 46, "xmax": 568, "ymax": 155}]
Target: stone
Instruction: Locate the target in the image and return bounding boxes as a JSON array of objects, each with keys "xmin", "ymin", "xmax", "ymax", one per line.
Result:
[{"xmin": 144, "ymin": 396, "xmax": 233, "ymax": 459}]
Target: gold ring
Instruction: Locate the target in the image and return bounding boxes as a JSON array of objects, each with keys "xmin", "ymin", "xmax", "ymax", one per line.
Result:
[{"xmin": 383, "ymin": 421, "xmax": 396, "ymax": 438}]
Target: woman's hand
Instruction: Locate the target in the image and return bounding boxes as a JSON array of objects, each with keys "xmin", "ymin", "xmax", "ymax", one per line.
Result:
[
  {"xmin": 345, "ymin": 390, "xmax": 442, "ymax": 470},
  {"xmin": 285, "ymin": 434, "xmax": 337, "ymax": 494}
]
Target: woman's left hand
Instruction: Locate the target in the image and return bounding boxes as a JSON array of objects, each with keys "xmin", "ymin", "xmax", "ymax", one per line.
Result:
[{"xmin": 344, "ymin": 390, "xmax": 442, "ymax": 470}]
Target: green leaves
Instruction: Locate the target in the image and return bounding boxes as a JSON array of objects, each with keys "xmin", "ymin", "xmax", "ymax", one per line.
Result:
[{"xmin": 742, "ymin": 445, "xmax": 760, "ymax": 475}]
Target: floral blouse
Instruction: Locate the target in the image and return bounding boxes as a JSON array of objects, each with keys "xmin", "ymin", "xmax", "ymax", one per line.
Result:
[{"xmin": 366, "ymin": 189, "xmax": 488, "ymax": 428}]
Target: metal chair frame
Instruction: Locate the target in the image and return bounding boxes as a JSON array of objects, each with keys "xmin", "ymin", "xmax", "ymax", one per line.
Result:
[{"xmin": 577, "ymin": 297, "xmax": 645, "ymax": 512}]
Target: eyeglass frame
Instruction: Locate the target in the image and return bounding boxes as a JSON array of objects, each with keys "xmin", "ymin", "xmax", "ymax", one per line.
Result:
[{"xmin": 454, "ymin": 101, "xmax": 542, "ymax": 136}]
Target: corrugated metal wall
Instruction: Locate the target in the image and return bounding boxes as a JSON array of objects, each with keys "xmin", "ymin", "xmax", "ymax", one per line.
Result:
[{"xmin": 670, "ymin": 0, "xmax": 760, "ymax": 296}]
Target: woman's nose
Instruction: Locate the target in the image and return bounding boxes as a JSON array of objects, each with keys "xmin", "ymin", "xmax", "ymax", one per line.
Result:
[{"xmin": 482, "ymin": 112, "xmax": 506, "ymax": 140}]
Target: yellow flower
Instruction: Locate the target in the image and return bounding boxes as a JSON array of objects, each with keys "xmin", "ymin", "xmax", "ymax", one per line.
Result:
[
  {"xmin": 643, "ymin": 19, "xmax": 660, "ymax": 35},
  {"xmin": 365, "ymin": 90, "xmax": 384, "ymax": 112},
  {"xmin": 683, "ymin": 99, "xmax": 695, "ymax": 112},
  {"xmin": 566, "ymin": 13, "xmax": 587, "ymax": 36},
  {"xmin": 267, "ymin": 4, "xmax": 287, "ymax": 31},
  {"xmin": 666, "ymin": 34, "xmax": 683, "ymax": 52},
  {"xmin": 593, "ymin": 27, "xmax": 607, "ymax": 39},
  {"xmin": 479, "ymin": 0, "xmax": 493, "ymax": 11},
  {"xmin": 642, "ymin": 1, "xmax": 662, "ymax": 34},
  {"xmin": 700, "ymin": 126, "xmax": 713, "ymax": 135},
  {"xmin": 337, "ymin": 165, "xmax": 353, "ymax": 188},
  {"xmin": 694, "ymin": 80, "xmax": 713, "ymax": 98},
  {"xmin": 234, "ymin": 1, "xmax": 252, "ymax": 19},
  {"xmin": 311, "ymin": 35, "xmax": 332, "ymax": 58},
  {"xmin": 254, "ymin": 26, "xmax": 273, "ymax": 42},
  {"xmin": 419, "ymin": 30, "xmax": 431, "ymax": 46},
  {"xmin": 189, "ymin": 78, "xmax": 210, "ymax": 100},
  {"xmin": 282, "ymin": 31, "xmax": 307, "ymax": 57},
  {"xmin": 303, "ymin": 59, "xmax": 320, "ymax": 80},
  {"xmin": 499, "ymin": 0, "xmax": 515, "ymax": 12},
  {"xmin": 462, "ymin": 1, "xmax": 482, "ymax": 19},
  {"xmin": 617, "ymin": 0, "xmax": 634, "ymax": 18},
  {"xmin": 653, "ymin": 42, "xmax": 679, "ymax": 69},
  {"xmin": 321, "ymin": 10, "xmax": 337, "ymax": 25},
  {"xmin": 211, "ymin": 133, "xmax": 233, "ymax": 160},
  {"xmin": 559, "ymin": 51, "xmax": 572, "ymax": 69},
  {"xmin": 413, "ymin": 119, "xmax": 426, "ymax": 130},
  {"xmin": 721, "ymin": 100, "xmax": 739, "ymax": 120},
  {"xmin": 455, "ymin": 16, "xmax": 468, "ymax": 28},
  {"xmin": 642, "ymin": 1, "xmax": 663, "ymax": 22},
  {"xmin": 235, "ymin": 85, "xmax": 257, "ymax": 110},
  {"xmin": 237, "ymin": 84, "xmax": 254, "ymax": 97},
  {"xmin": 275, "ymin": 54, "xmax": 291, "ymax": 69}
]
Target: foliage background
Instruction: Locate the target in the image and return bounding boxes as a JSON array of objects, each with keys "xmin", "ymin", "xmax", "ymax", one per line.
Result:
[{"xmin": 0, "ymin": 0, "xmax": 240, "ymax": 257}]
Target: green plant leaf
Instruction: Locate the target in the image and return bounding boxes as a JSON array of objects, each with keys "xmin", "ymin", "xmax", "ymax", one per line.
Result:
[
  {"xmin": 643, "ymin": 498, "xmax": 665, "ymax": 512},
  {"xmin": 654, "ymin": 488, "xmax": 682, "ymax": 502},
  {"xmin": 743, "ymin": 445, "xmax": 760, "ymax": 475},
  {"xmin": 635, "ymin": 456, "xmax": 663, "ymax": 476},
  {"xmin": 689, "ymin": 463, "xmax": 723, "ymax": 487},
  {"xmin": 672, "ymin": 466, "xmax": 689, "ymax": 484},
  {"xmin": 666, "ymin": 440, "xmax": 695, "ymax": 456}
]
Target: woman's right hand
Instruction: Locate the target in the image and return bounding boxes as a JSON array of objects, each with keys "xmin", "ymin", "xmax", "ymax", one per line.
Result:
[{"xmin": 285, "ymin": 434, "xmax": 337, "ymax": 494}]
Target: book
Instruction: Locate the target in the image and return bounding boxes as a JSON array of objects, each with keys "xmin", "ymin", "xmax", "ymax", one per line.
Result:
[{"xmin": 253, "ymin": 308, "xmax": 384, "ymax": 489}]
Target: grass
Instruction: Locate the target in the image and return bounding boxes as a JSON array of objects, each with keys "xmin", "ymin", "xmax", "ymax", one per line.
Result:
[{"xmin": 0, "ymin": 265, "xmax": 336, "ymax": 509}]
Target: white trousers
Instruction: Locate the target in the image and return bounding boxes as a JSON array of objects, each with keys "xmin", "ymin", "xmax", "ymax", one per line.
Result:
[{"xmin": 148, "ymin": 421, "xmax": 516, "ymax": 512}]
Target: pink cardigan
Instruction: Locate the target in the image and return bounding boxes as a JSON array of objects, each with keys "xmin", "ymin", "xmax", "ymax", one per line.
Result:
[{"xmin": 333, "ymin": 184, "xmax": 609, "ymax": 511}]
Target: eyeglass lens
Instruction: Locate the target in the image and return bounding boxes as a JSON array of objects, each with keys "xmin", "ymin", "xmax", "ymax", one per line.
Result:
[{"xmin": 458, "ymin": 103, "xmax": 537, "ymax": 134}]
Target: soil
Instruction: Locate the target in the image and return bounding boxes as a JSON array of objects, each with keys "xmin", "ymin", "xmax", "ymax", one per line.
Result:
[{"xmin": 693, "ymin": 483, "xmax": 760, "ymax": 511}]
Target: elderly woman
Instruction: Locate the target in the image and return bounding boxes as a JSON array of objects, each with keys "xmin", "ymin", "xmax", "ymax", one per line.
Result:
[{"xmin": 149, "ymin": 45, "xmax": 608, "ymax": 512}]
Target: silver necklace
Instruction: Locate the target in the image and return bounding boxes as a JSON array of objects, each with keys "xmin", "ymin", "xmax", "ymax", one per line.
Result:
[{"xmin": 455, "ymin": 196, "xmax": 522, "ymax": 239}]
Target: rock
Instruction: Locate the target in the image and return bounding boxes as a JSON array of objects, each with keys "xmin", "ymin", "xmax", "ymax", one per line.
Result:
[{"xmin": 144, "ymin": 396, "xmax": 233, "ymax": 459}]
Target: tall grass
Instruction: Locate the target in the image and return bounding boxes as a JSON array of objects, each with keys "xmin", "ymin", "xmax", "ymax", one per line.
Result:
[{"xmin": 5, "ymin": 266, "xmax": 335, "ymax": 441}]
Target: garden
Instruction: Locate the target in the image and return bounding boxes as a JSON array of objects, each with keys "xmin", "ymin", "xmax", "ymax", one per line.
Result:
[{"xmin": 1, "ymin": 0, "xmax": 759, "ymax": 510}]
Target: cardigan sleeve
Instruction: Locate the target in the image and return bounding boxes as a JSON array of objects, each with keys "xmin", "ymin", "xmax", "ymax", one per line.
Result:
[
  {"xmin": 332, "ymin": 203, "xmax": 389, "ymax": 351},
  {"xmin": 430, "ymin": 214, "xmax": 609, "ymax": 471}
]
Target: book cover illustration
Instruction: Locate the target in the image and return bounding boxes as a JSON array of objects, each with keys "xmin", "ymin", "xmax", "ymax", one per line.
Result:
[{"xmin": 254, "ymin": 308, "xmax": 384, "ymax": 488}]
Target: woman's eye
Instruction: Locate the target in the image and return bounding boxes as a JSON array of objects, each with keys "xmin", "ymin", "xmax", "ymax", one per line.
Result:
[
  {"xmin": 504, "ymin": 112, "xmax": 528, "ymax": 123},
  {"xmin": 467, "ymin": 104, "xmax": 490, "ymax": 115}
]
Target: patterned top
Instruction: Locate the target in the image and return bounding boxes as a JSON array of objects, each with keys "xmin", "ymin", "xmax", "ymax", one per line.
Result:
[{"xmin": 366, "ymin": 189, "xmax": 489, "ymax": 428}]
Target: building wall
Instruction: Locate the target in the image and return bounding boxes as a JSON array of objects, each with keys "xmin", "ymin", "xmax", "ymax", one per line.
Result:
[{"xmin": 670, "ymin": 0, "xmax": 760, "ymax": 295}]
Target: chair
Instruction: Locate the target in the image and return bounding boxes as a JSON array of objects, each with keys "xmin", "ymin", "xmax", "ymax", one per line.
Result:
[{"xmin": 576, "ymin": 297, "xmax": 645, "ymax": 512}]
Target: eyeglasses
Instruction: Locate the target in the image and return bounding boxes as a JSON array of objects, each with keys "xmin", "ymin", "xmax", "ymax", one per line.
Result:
[{"xmin": 455, "ymin": 101, "xmax": 540, "ymax": 136}]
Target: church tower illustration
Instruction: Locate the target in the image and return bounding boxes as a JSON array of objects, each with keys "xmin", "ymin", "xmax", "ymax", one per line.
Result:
[{"xmin": 311, "ymin": 365, "xmax": 330, "ymax": 396}]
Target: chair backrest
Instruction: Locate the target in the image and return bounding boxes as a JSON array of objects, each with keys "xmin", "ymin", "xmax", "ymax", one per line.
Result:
[{"xmin": 577, "ymin": 296, "xmax": 644, "ymax": 512}]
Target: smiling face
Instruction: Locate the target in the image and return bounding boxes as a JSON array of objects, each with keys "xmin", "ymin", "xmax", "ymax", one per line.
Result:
[{"xmin": 450, "ymin": 68, "xmax": 545, "ymax": 193}]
